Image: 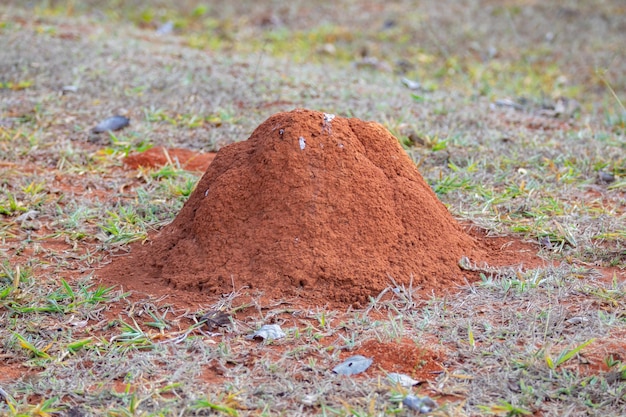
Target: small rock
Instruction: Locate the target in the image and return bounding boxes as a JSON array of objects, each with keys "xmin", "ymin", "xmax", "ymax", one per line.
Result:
[
  {"xmin": 91, "ymin": 116, "xmax": 130, "ymax": 134},
  {"xmin": 387, "ymin": 373, "xmax": 421, "ymax": 387},
  {"xmin": 401, "ymin": 77, "xmax": 422, "ymax": 91},
  {"xmin": 199, "ymin": 310, "xmax": 231, "ymax": 331},
  {"xmin": 15, "ymin": 210, "xmax": 40, "ymax": 223},
  {"xmin": 492, "ymin": 98, "xmax": 524, "ymax": 111},
  {"xmin": 382, "ymin": 19, "xmax": 396, "ymax": 30},
  {"xmin": 598, "ymin": 171, "xmax": 615, "ymax": 184},
  {"xmin": 246, "ymin": 324, "xmax": 286, "ymax": 341},
  {"xmin": 407, "ymin": 132, "xmax": 426, "ymax": 146},
  {"xmin": 156, "ymin": 21, "xmax": 174, "ymax": 36},
  {"xmin": 332, "ymin": 355, "xmax": 372, "ymax": 375},
  {"xmin": 61, "ymin": 85, "xmax": 78, "ymax": 95},
  {"xmin": 566, "ymin": 316, "xmax": 589, "ymax": 325},
  {"xmin": 301, "ymin": 394, "xmax": 318, "ymax": 406},
  {"xmin": 403, "ymin": 394, "xmax": 437, "ymax": 413},
  {"xmin": 539, "ymin": 236, "xmax": 553, "ymax": 249},
  {"xmin": 318, "ymin": 43, "xmax": 336, "ymax": 55}
]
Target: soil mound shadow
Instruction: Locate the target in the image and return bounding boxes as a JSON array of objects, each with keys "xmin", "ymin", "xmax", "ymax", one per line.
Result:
[{"xmin": 104, "ymin": 109, "xmax": 485, "ymax": 306}]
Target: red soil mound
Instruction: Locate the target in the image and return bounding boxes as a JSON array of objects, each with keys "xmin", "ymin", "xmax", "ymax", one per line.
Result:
[
  {"xmin": 123, "ymin": 146, "xmax": 216, "ymax": 172},
  {"xmin": 105, "ymin": 109, "xmax": 485, "ymax": 306}
]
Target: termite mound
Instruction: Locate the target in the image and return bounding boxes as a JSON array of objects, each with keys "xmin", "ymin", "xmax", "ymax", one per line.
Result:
[{"xmin": 104, "ymin": 109, "xmax": 484, "ymax": 306}]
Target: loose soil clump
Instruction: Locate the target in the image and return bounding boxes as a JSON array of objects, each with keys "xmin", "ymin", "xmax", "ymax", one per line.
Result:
[{"xmin": 105, "ymin": 109, "xmax": 485, "ymax": 306}]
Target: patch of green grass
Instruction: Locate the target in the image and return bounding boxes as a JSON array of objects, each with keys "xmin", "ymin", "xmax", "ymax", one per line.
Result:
[
  {"xmin": 478, "ymin": 400, "xmax": 532, "ymax": 416},
  {"xmin": 3, "ymin": 396, "xmax": 62, "ymax": 417},
  {"xmin": 190, "ymin": 394, "xmax": 241, "ymax": 416},
  {"xmin": 0, "ymin": 191, "xmax": 26, "ymax": 215},
  {"xmin": 2, "ymin": 268, "xmax": 114, "ymax": 315},
  {"xmin": 431, "ymin": 172, "xmax": 475, "ymax": 195},
  {"xmin": 54, "ymin": 204, "xmax": 96, "ymax": 240},
  {"xmin": 144, "ymin": 108, "xmax": 212, "ymax": 128},
  {"xmin": 98, "ymin": 205, "xmax": 150, "ymax": 244},
  {"xmin": 100, "ymin": 132, "xmax": 153, "ymax": 159},
  {"xmin": 0, "ymin": 79, "xmax": 34, "ymax": 90},
  {"xmin": 544, "ymin": 339, "xmax": 595, "ymax": 371}
]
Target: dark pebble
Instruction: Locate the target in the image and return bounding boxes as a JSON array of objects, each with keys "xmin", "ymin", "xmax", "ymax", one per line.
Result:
[{"xmin": 598, "ymin": 171, "xmax": 615, "ymax": 184}]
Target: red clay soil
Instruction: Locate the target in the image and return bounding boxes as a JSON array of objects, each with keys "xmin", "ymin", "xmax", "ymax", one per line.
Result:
[
  {"xmin": 123, "ymin": 146, "xmax": 216, "ymax": 172},
  {"xmin": 103, "ymin": 109, "xmax": 493, "ymax": 306},
  {"xmin": 355, "ymin": 338, "xmax": 445, "ymax": 381}
]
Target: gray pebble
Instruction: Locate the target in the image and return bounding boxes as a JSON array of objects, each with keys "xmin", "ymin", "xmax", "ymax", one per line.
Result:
[{"xmin": 92, "ymin": 116, "xmax": 130, "ymax": 134}]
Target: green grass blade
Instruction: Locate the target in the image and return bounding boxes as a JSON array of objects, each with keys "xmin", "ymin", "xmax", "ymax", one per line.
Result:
[{"xmin": 555, "ymin": 338, "xmax": 595, "ymax": 367}]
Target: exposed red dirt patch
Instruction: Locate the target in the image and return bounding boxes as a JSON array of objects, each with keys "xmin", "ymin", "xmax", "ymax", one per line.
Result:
[
  {"xmin": 466, "ymin": 226, "xmax": 546, "ymax": 270},
  {"xmin": 0, "ymin": 360, "xmax": 34, "ymax": 383},
  {"xmin": 123, "ymin": 146, "xmax": 217, "ymax": 172},
  {"xmin": 355, "ymin": 338, "xmax": 445, "ymax": 381},
  {"xmin": 102, "ymin": 109, "xmax": 488, "ymax": 307},
  {"xmin": 579, "ymin": 329, "xmax": 626, "ymax": 376},
  {"xmin": 199, "ymin": 358, "xmax": 228, "ymax": 385}
]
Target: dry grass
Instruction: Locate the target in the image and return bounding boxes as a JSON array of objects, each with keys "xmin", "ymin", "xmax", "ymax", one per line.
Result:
[{"xmin": 1, "ymin": 0, "xmax": 625, "ymax": 416}]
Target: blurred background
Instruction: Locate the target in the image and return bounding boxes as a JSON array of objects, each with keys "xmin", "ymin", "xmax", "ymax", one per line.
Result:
[{"xmin": 3, "ymin": 0, "xmax": 625, "ymax": 105}]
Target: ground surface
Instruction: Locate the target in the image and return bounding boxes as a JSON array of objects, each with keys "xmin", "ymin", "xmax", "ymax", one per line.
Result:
[{"xmin": 1, "ymin": 1, "xmax": 625, "ymax": 416}]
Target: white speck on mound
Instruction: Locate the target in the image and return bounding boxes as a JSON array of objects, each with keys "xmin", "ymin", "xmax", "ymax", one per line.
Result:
[
  {"xmin": 299, "ymin": 136, "xmax": 306, "ymax": 150},
  {"xmin": 322, "ymin": 113, "xmax": 335, "ymax": 135}
]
